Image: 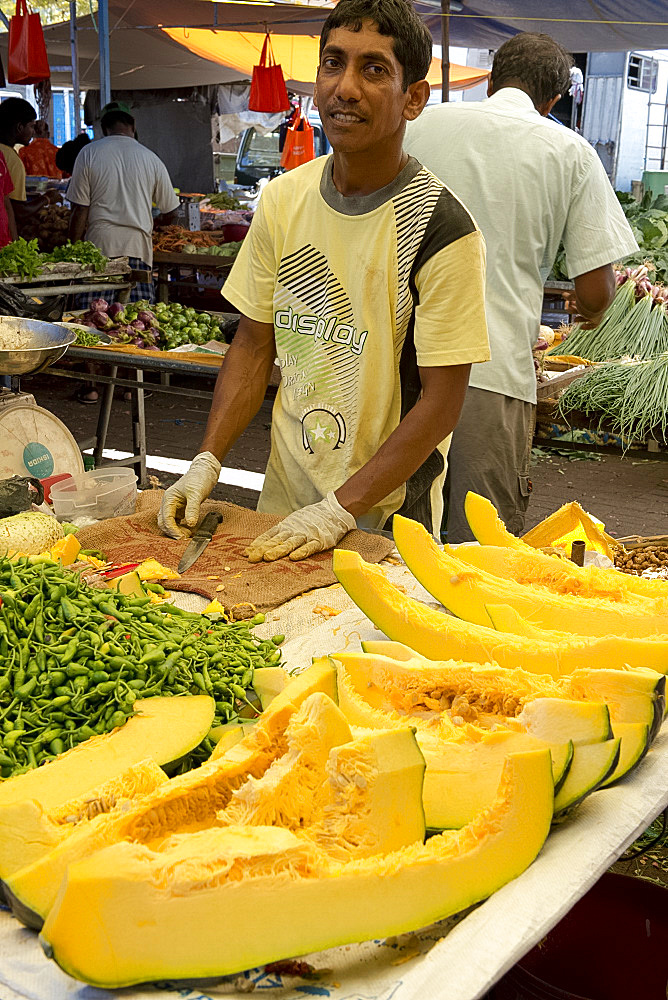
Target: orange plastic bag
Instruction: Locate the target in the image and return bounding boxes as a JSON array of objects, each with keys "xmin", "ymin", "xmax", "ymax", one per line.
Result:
[
  {"xmin": 280, "ymin": 114, "xmax": 315, "ymax": 171},
  {"xmin": 8, "ymin": 0, "xmax": 50, "ymax": 84},
  {"xmin": 248, "ymin": 33, "xmax": 289, "ymax": 113}
]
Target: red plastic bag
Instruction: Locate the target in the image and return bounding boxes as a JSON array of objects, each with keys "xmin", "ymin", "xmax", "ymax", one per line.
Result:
[
  {"xmin": 7, "ymin": 0, "xmax": 50, "ymax": 85},
  {"xmin": 280, "ymin": 114, "xmax": 315, "ymax": 171},
  {"xmin": 248, "ymin": 33, "xmax": 289, "ymax": 113}
]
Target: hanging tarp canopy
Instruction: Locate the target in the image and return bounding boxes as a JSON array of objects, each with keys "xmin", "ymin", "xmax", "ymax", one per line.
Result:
[
  {"xmin": 1, "ymin": 0, "xmax": 666, "ymax": 94},
  {"xmin": 0, "ymin": 2, "xmax": 331, "ymax": 91},
  {"xmin": 161, "ymin": 27, "xmax": 489, "ymax": 92},
  {"xmin": 0, "ymin": 0, "xmax": 489, "ymax": 92},
  {"xmin": 422, "ymin": 0, "xmax": 668, "ymax": 53}
]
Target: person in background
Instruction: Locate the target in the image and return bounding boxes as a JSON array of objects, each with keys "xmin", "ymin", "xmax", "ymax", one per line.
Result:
[
  {"xmin": 0, "ymin": 97, "xmax": 46, "ymax": 233},
  {"xmin": 19, "ymin": 119, "xmax": 62, "ymax": 179},
  {"xmin": 159, "ymin": 0, "xmax": 490, "ymax": 559},
  {"xmin": 67, "ymin": 101, "xmax": 179, "ymax": 303},
  {"xmin": 68, "ymin": 102, "xmax": 179, "ymax": 403},
  {"xmin": 403, "ymin": 32, "xmax": 638, "ymax": 543},
  {"xmin": 55, "ymin": 133, "xmax": 90, "ymax": 179},
  {"xmin": 0, "ymin": 150, "xmax": 17, "ymax": 248}
]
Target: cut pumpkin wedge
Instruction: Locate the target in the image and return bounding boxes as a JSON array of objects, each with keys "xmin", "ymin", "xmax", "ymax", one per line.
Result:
[
  {"xmin": 553, "ymin": 739, "xmax": 620, "ymax": 817},
  {"xmin": 601, "ymin": 722, "xmax": 651, "ymax": 787},
  {"xmin": 0, "ymin": 696, "xmax": 215, "ymax": 813},
  {"xmin": 393, "ymin": 514, "xmax": 667, "ymax": 639},
  {"xmin": 39, "ymin": 750, "xmax": 553, "ymax": 988},
  {"xmin": 464, "ymin": 491, "xmax": 668, "ymax": 601},
  {"xmin": 484, "ymin": 603, "xmax": 668, "ymax": 679},
  {"xmin": 334, "ymin": 550, "xmax": 667, "ymax": 679}
]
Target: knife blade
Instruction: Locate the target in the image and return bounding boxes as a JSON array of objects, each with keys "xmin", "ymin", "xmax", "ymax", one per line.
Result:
[{"xmin": 177, "ymin": 512, "xmax": 223, "ymax": 573}]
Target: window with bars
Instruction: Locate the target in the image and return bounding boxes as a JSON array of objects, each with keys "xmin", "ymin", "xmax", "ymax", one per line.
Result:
[{"xmin": 628, "ymin": 54, "xmax": 659, "ymax": 93}]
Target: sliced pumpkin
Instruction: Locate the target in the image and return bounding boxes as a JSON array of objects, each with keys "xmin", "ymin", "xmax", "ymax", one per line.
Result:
[
  {"xmin": 4, "ymin": 698, "xmax": 299, "ymax": 927},
  {"xmin": 10, "ymin": 693, "xmax": 424, "ymax": 929},
  {"xmin": 40, "ymin": 750, "xmax": 553, "ymax": 988},
  {"xmin": 252, "ymin": 666, "xmax": 289, "ymax": 710},
  {"xmin": 49, "ymin": 534, "xmax": 81, "ymax": 565},
  {"xmin": 454, "ymin": 543, "xmax": 668, "ymax": 607},
  {"xmin": 465, "ymin": 491, "xmax": 668, "ymax": 601},
  {"xmin": 553, "ymin": 739, "xmax": 620, "ymax": 817},
  {"xmin": 333, "ymin": 549, "xmax": 668, "ymax": 677},
  {"xmin": 601, "ymin": 723, "xmax": 651, "ymax": 787},
  {"xmin": 0, "ymin": 696, "xmax": 214, "ymax": 815},
  {"xmin": 484, "ymin": 603, "xmax": 668, "ymax": 677},
  {"xmin": 392, "ymin": 514, "xmax": 667, "ymax": 639},
  {"xmin": 357, "ymin": 644, "xmax": 664, "ymax": 736},
  {"xmin": 334, "ymin": 653, "xmax": 613, "ymax": 828},
  {"xmin": 0, "ymin": 759, "xmax": 168, "ymax": 930},
  {"xmin": 521, "ymin": 501, "xmax": 617, "ymax": 559}
]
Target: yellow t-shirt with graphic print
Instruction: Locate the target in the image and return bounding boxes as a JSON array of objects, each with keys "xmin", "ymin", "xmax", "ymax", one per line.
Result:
[{"xmin": 223, "ymin": 155, "xmax": 489, "ymax": 533}]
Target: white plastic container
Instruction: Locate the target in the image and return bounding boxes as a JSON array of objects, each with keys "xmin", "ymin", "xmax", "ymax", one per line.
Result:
[{"xmin": 50, "ymin": 467, "xmax": 138, "ymax": 523}]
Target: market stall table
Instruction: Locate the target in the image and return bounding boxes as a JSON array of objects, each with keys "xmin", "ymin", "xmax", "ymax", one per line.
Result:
[
  {"xmin": 0, "ymin": 567, "xmax": 664, "ymax": 1000},
  {"xmin": 1, "ymin": 258, "xmax": 148, "ymax": 303},
  {"xmin": 153, "ymin": 249, "xmax": 237, "ymax": 305},
  {"xmin": 49, "ymin": 341, "xmax": 280, "ymax": 486}
]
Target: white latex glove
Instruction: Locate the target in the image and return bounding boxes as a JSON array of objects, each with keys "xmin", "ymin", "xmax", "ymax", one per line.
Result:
[
  {"xmin": 246, "ymin": 492, "xmax": 356, "ymax": 562},
  {"xmin": 158, "ymin": 451, "xmax": 222, "ymax": 539}
]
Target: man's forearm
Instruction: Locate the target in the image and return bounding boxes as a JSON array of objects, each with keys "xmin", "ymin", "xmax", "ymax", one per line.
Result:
[
  {"xmin": 335, "ymin": 364, "xmax": 471, "ymax": 518},
  {"xmin": 5, "ymin": 197, "xmax": 16, "ymax": 241},
  {"xmin": 69, "ymin": 204, "xmax": 89, "ymax": 242},
  {"xmin": 154, "ymin": 208, "xmax": 178, "ymax": 229},
  {"xmin": 199, "ymin": 319, "xmax": 276, "ymax": 462}
]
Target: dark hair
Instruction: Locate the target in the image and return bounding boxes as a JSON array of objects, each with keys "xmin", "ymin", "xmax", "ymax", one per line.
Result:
[
  {"xmin": 0, "ymin": 97, "xmax": 37, "ymax": 130},
  {"xmin": 55, "ymin": 133, "xmax": 91, "ymax": 175},
  {"xmin": 320, "ymin": 0, "xmax": 432, "ymax": 89},
  {"xmin": 101, "ymin": 109, "xmax": 135, "ymax": 132},
  {"xmin": 491, "ymin": 33, "xmax": 573, "ymax": 107}
]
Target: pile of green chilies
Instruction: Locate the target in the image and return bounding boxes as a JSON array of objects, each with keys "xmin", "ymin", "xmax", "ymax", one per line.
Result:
[{"xmin": 0, "ymin": 557, "xmax": 283, "ymax": 777}]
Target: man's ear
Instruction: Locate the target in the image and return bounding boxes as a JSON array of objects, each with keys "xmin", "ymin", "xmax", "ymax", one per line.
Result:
[{"xmin": 403, "ymin": 79, "xmax": 430, "ymax": 122}]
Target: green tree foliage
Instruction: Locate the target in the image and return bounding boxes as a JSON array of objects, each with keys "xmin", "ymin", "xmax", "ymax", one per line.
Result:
[{"xmin": 0, "ymin": 0, "xmax": 96, "ymax": 27}]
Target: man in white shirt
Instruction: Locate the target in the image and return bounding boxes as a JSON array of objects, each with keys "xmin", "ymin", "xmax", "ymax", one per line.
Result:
[
  {"xmin": 404, "ymin": 33, "xmax": 638, "ymax": 541},
  {"xmin": 67, "ymin": 101, "xmax": 179, "ymax": 300}
]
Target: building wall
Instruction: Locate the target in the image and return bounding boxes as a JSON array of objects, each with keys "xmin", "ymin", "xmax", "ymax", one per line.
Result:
[{"xmin": 129, "ymin": 99, "xmax": 214, "ymax": 194}]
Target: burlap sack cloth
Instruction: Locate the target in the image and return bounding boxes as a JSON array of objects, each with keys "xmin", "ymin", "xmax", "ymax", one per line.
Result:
[{"xmin": 77, "ymin": 491, "xmax": 394, "ymax": 616}]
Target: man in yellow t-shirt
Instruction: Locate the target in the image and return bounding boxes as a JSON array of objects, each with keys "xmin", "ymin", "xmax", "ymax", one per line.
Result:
[{"xmin": 159, "ymin": 0, "xmax": 490, "ymax": 560}]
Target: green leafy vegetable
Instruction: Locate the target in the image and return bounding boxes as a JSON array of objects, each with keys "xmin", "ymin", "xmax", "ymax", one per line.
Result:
[
  {"xmin": 46, "ymin": 241, "xmax": 108, "ymax": 272},
  {"xmin": 0, "ymin": 238, "xmax": 43, "ymax": 279}
]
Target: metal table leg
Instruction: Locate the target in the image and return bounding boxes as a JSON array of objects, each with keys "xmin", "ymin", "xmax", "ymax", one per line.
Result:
[
  {"xmin": 93, "ymin": 364, "xmax": 117, "ymax": 467},
  {"xmin": 131, "ymin": 368, "xmax": 147, "ymax": 487}
]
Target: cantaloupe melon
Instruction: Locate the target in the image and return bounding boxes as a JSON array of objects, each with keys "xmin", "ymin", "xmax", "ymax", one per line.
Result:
[{"xmin": 40, "ymin": 750, "xmax": 553, "ymax": 988}]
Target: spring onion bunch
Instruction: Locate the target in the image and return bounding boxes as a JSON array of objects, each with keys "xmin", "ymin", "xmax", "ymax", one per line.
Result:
[
  {"xmin": 548, "ymin": 266, "xmax": 668, "ymax": 362},
  {"xmin": 557, "ymin": 354, "xmax": 668, "ymax": 448}
]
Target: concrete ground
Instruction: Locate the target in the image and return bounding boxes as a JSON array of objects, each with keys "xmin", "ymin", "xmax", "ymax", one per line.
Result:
[{"xmin": 27, "ymin": 367, "xmax": 668, "ymax": 540}]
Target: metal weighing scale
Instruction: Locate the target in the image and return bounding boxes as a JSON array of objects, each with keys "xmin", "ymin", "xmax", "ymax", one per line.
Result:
[{"xmin": 0, "ymin": 317, "xmax": 85, "ymax": 481}]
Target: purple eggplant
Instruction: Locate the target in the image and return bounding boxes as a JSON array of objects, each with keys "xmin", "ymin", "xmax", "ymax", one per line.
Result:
[
  {"xmin": 108, "ymin": 302, "xmax": 125, "ymax": 320},
  {"xmin": 130, "ymin": 320, "xmax": 146, "ymax": 332},
  {"xmin": 137, "ymin": 310, "xmax": 158, "ymax": 328},
  {"xmin": 90, "ymin": 298, "xmax": 109, "ymax": 313}
]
